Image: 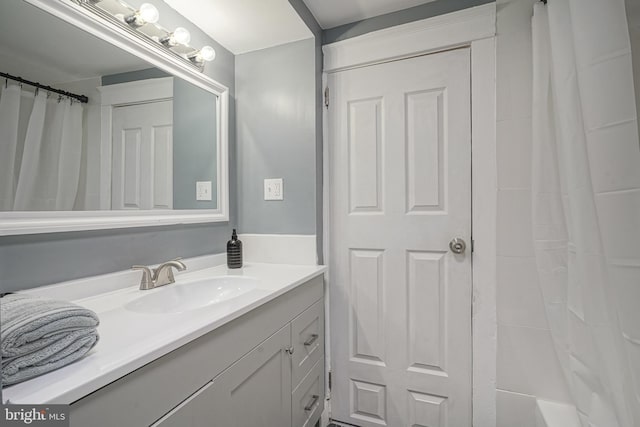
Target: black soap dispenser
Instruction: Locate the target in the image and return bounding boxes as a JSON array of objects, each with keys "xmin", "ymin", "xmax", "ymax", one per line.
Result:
[{"xmin": 227, "ymin": 229, "xmax": 243, "ymax": 269}]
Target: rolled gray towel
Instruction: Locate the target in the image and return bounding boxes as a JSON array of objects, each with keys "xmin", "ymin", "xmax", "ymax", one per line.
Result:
[{"xmin": 1, "ymin": 293, "xmax": 99, "ymax": 387}]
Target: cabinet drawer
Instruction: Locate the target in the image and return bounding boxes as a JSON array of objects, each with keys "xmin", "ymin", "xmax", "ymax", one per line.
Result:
[
  {"xmin": 291, "ymin": 300, "xmax": 324, "ymax": 387},
  {"xmin": 292, "ymin": 359, "xmax": 323, "ymax": 427}
]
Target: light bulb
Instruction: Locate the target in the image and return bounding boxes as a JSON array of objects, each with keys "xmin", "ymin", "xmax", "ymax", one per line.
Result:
[
  {"xmin": 160, "ymin": 27, "xmax": 191, "ymax": 47},
  {"xmin": 200, "ymin": 46, "xmax": 216, "ymax": 62},
  {"xmin": 125, "ymin": 3, "xmax": 159, "ymax": 27},
  {"xmin": 138, "ymin": 3, "xmax": 159, "ymax": 24},
  {"xmin": 188, "ymin": 46, "xmax": 216, "ymax": 67},
  {"xmin": 173, "ymin": 27, "xmax": 191, "ymax": 45}
]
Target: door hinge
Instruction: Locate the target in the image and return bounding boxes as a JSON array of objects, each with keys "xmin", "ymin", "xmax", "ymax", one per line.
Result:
[
  {"xmin": 324, "ymin": 86, "xmax": 330, "ymax": 108},
  {"xmin": 328, "ymin": 371, "xmax": 332, "ymax": 391},
  {"xmin": 471, "ymin": 239, "xmax": 475, "ymax": 253}
]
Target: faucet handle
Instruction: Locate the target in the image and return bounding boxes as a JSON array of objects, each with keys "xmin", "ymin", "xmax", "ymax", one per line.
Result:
[{"xmin": 132, "ymin": 265, "xmax": 154, "ymax": 290}]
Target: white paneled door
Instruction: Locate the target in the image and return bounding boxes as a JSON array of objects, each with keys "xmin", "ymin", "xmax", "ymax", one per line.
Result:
[
  {"xmin": 328, "ymin": 48, "xmax": 472, "ymax": 427},
  {"xmin": 111, "ymin": 100, "xmax": 173, "ymax": 210}
]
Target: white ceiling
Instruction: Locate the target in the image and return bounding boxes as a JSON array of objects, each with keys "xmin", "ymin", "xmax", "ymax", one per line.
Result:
[
  {"xmin": 162, "ymin": 0, "xmax": 313, "ymax": 55},
  {"xmin": 301, "ymin": 0, "xmax": 438, "ymax": 29}
]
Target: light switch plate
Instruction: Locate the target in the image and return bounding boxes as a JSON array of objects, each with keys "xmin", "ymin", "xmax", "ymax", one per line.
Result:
[
  {"xmin": 196, "ymin": 181, "xmax": 212, "ymax": 201},
  {"xmin": 264, "ymin": 178, "xmax": 283, "ymax": 201}
]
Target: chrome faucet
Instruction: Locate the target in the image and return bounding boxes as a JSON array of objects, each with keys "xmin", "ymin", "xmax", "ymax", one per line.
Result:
[{"xmin": 132, "ymin": 258, "xmax": 187, "ymax": 290}]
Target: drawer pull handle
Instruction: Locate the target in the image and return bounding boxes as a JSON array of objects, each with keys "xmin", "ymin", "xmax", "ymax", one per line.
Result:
[
  {"xmin": 304, "ymin": 395, "xmax": 320, "ymax": 411},
  {"xmin": 304, "ymin": 334, "xmax": 319, "ymax": 346}
]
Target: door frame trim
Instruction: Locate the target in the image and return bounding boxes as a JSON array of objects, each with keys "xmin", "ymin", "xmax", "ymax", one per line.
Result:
[
  {"xmin": 322, "ymin": 3, "xmax": 496, "ymax": 73},
  {"xmin": 322, "ymin": 4, "xmax": 497, "ymax": 426}
]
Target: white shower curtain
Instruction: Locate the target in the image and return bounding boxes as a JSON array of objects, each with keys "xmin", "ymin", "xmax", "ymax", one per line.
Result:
[
  {"xmin": 0, "ymin": 84, "xmax": 21, "ymax": 211},
  {"xmin": 0, "ymin": 84, "xmax": 84, "ymax": 211},
  {"xmin": 532, "ymin": 1, "xmax": 640, "ymax": 426}
]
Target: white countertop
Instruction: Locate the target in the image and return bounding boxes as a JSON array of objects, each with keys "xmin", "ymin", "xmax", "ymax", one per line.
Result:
[{"xmin": 2, "ymin": 260, "xmax": 325, "ymax": 404}]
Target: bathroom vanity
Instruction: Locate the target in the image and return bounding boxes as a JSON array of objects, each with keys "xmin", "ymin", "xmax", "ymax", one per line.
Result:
[{"xmin": 3, "ymin": 259, "xmax": 325, "ymax": 427}]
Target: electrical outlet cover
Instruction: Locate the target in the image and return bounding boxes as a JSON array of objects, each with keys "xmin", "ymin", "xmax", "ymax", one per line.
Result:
[
  {"xmin": 196, "ymin": 181, "xmax": 212, "ymax": 201},
  {"xmin": 264, "ymin": 178, "xmax": 283, "ymax": 200}
]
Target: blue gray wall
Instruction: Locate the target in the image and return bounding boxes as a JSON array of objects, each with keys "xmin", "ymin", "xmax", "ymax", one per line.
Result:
[
  {"xmin": 235, "ymin": 38, "xmax": 317, "ymax": 235},
  {"xmin": 0, "ymin": 0, "xmax": 236, "ymax": 292},
  {"xmin": 101, "ymin": 68, "xmax": 170, "ymax": 84},
  {"xmin": 288, "ymin": 0, "xmax": 324, "ymax": 262},
  {"xmin": 322, "ymin": 0, "xmax": 495, "ymax": 44},
  {"xmin": 173, "ymin": 78, "xmax": 218, "ymax": 210},
  {"xmin": 0, "ymin": 224, "xmax": 231, "ymax": 292}
]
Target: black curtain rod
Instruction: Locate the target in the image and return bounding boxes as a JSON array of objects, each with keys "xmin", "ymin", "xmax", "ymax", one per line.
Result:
[{"xmin": 1, "ymin": 71, "xmax": 89, "ymax": 104}]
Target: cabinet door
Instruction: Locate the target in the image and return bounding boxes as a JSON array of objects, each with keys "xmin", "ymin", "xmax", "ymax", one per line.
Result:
[{"xmin": 154, "ymin": 324, "xmax": 292, "ymax": 427}]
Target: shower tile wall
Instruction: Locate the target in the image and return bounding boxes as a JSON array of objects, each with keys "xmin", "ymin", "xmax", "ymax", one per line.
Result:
[{"xmin": 495, "ymin": 0, "xmax": 572, "ymax": 425}]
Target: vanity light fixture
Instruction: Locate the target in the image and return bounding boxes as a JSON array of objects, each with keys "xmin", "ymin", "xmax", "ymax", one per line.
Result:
[
  {"xmin": 78, "ymin": 0, "xmax": 215, "ymax": 70},
  {"xmin": 188, "ymin": 45, "xmax": 216, "ymax": 66},
  {"xmin": 124, "ymin": 3, "xmax": 159, "ymax": 27},
  {"xmin": 160, "ymin": 27, "xmax": 191, "ymax": 47}
]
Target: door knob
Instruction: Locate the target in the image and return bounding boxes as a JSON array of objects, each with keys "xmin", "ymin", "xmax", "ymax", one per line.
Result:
[{"xmin": 449, "ymin": 238, "xmax": 466, "ymax": 254}]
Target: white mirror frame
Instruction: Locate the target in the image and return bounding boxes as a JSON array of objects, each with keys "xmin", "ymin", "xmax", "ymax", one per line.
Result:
[{"xmin": 0, "ymin": 0, "xmax": 229, "ymax": 236}]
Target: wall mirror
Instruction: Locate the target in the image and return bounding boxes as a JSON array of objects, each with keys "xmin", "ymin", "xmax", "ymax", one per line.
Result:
[{"xmin": 0, "ymin": 0, "xmax": 229, "ymax": 235}]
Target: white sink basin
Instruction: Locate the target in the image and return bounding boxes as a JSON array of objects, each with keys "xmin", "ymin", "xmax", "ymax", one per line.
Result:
[{"xmin": 125, "ymin": 276, "xmax": 258, "ymax": 314}]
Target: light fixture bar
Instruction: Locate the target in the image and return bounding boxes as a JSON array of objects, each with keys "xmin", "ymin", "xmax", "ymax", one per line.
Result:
[{"xmin": 75, "ymin": 0, "xmax": 215, "ymax": 71}]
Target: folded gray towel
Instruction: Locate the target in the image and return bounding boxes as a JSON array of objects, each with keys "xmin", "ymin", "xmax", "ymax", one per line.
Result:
[{"xmin": 1, "ymin": 293, "xmax": 99, "ymax": 387}]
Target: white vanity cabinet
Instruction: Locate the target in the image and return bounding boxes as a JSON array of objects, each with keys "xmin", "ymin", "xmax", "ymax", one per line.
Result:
[{"xmin": 69, "ymin": 275, "xmax": 325, "ymax": 427}]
